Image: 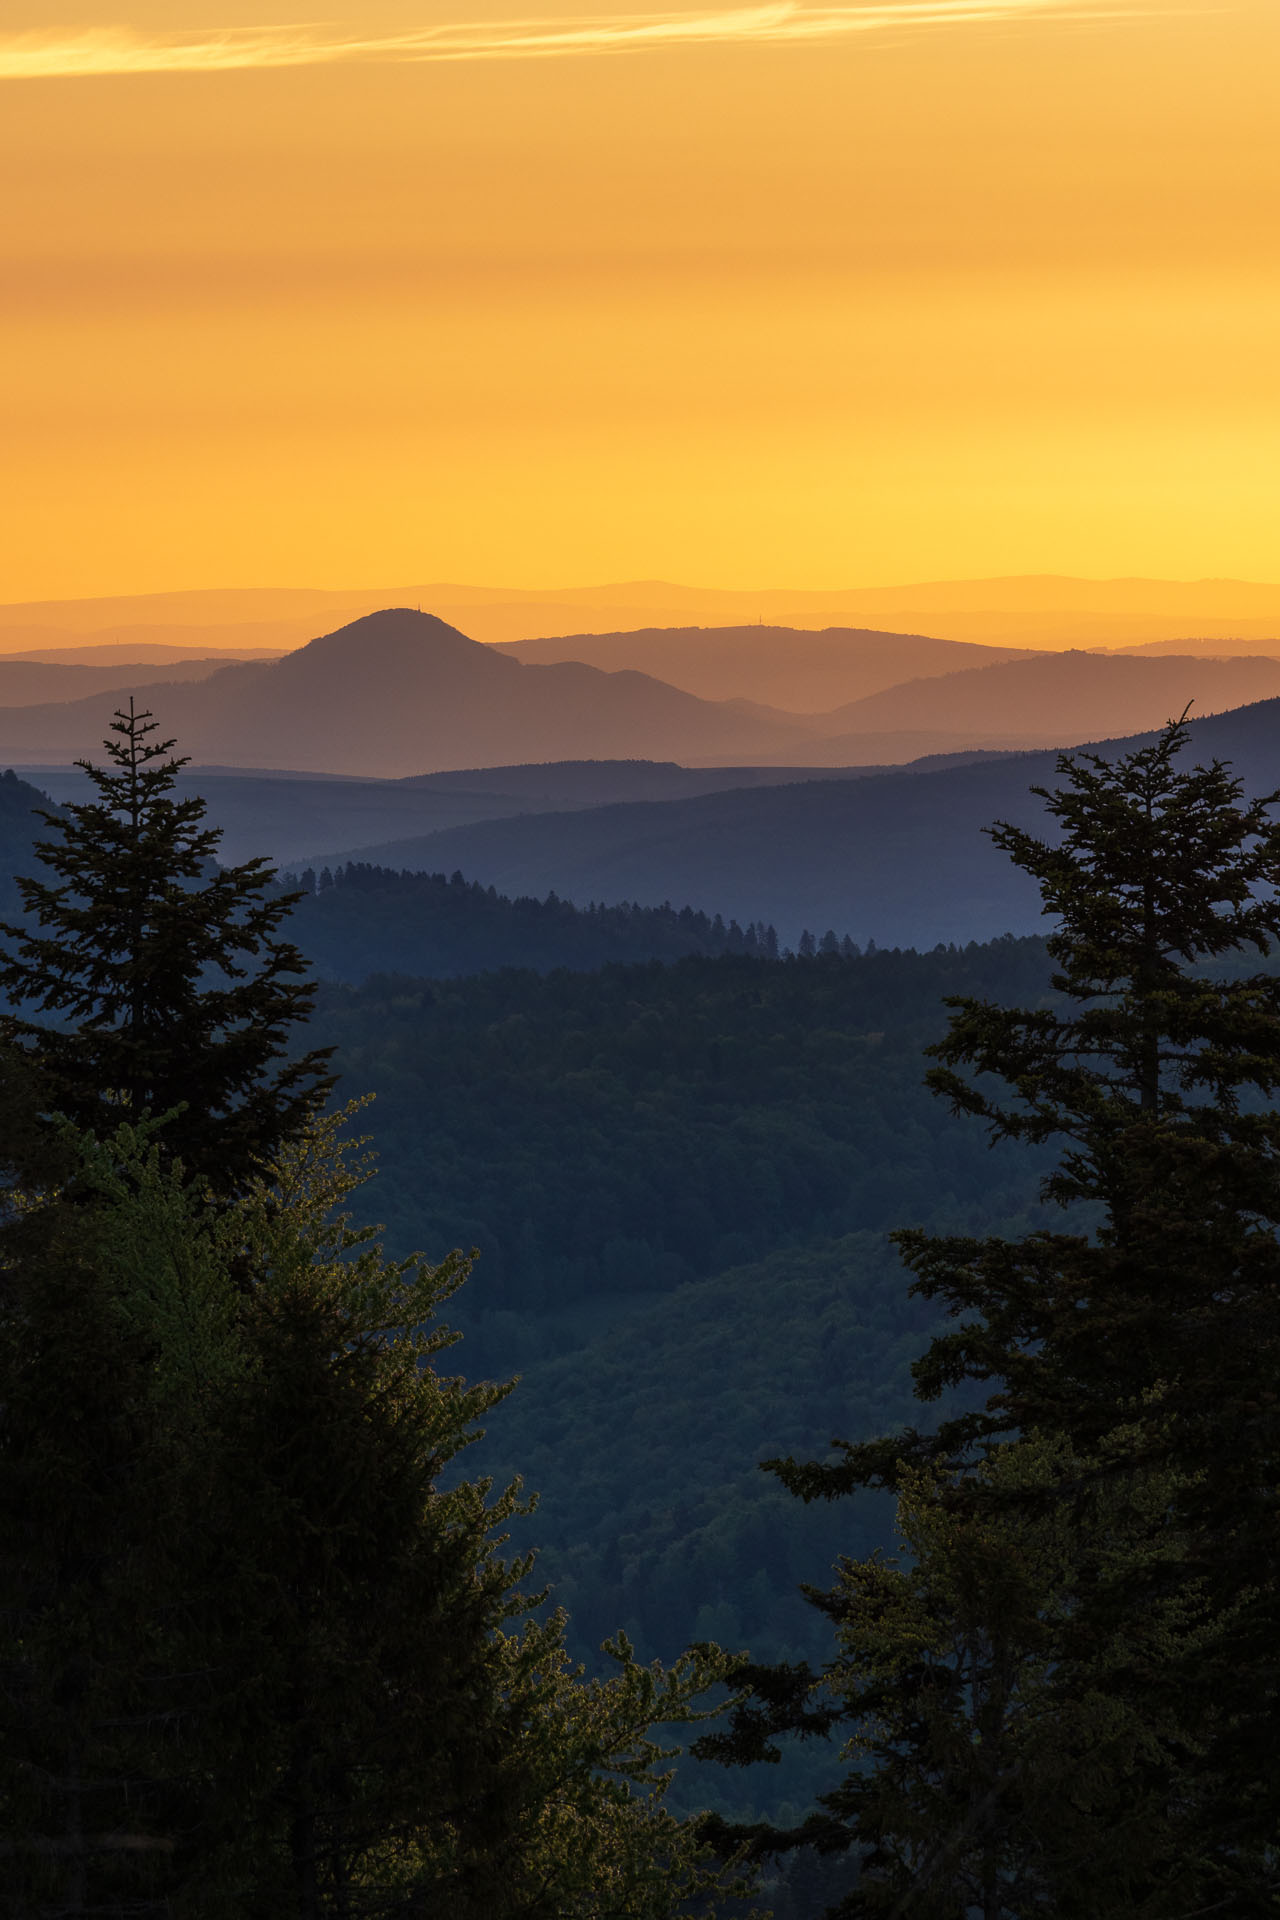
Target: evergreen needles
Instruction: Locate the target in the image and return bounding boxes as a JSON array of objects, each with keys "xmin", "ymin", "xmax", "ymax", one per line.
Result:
[
  {"xmin": 0, "ymin": 703, "xmax": 334, "ymax": 1191},
  {"xmin": 704, "ymin": 716, "xmax": 1280, "ymax": 1916}
]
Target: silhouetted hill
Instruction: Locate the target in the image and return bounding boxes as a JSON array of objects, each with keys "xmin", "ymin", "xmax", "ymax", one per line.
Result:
[
  {"xmin": 8, "ymin": 574, "xmax": 1280, "ymax": 652},
  {"xmin": 304, "ymin": 699, "xmax": 1280, "ymax": 950},
  {"xmin": 10, "ymin": 764, "xmax": 568, "ymax": 867},
  {"xmin": 400, "ymin": 759, "xmax": 849, "ymax": 802},
  {"xmin": 1, "ymin": 639, "xmax": 284, "ymax": 665},
  {"xmin": 1110, "ymin": 636, "xmax": 1280, "ymax": 658},
  {"xmin": 494, "ymin": 625, "xmax": 1035, "ymax": 710},
  {"xmin": 0, "ymin": 609, "xmax": 826, "ymax": 775},
  {"xmin": 13, "ymin": 758, "xmax": 920, "ymax": 868},
  {"xmin": 818, "ymin": 650, "xmax": 1280, "ymax": 744}
]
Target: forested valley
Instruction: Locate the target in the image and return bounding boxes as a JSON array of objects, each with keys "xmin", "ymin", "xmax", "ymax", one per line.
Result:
[{"xmin": 2, "ymin": 710, "xmax": 1279, "ymax": 1915}]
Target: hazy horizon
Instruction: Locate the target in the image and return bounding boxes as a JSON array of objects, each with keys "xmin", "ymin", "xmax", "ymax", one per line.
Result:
[{"xmin": 5, "ymin": 571, "xmax": 1280, "ymax": 657}]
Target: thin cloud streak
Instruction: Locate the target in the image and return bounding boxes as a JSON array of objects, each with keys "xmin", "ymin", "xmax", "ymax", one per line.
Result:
[{"xmin": 0, "ymin": 2, "xmax": 1150, "ymax": 79}]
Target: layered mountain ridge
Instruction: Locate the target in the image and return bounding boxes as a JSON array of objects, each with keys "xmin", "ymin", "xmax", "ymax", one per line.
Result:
[{"xmin": 3, "ymin": 606, "xmax": 1277, "ymax": 779}]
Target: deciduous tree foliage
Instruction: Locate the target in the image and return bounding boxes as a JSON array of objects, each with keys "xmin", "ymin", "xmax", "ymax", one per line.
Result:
[
  {"xmin": 0, "ymin": 704, "xmax": 334, "ymax": 1191},
  {"xmin": 704, "ymin": 718, "xmax": 1280, "ymax": 1914},
  {"xmin": 0, "ymin": 1112, "xmax": 754, "ymax": 1917}
]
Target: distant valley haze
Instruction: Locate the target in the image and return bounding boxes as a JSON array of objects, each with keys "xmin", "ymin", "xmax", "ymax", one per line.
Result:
[{"xmin": 4, "ymin": 573, "xmax": 1280, "ymax": 656}]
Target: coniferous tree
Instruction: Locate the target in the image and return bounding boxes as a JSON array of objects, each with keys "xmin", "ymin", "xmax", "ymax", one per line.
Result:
[
  {"xmin": 704, "ymin": 718, "xmax": 1280, "ymax": 1914},
  {"xmin": 0, "ymin": 704, "xmax": 333, "ymax": 1191}
]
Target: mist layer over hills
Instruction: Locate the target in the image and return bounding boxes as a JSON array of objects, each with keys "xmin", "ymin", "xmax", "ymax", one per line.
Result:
[
  {"xmin": 5, "ymin": 574, "xmax": 1280, "ymax": 652},
  {"xmin": 305, "ymin": 700, "xmax": 1280, "ymax": 952},
  {"xmin": 13, "ymin": 758, "xmax": 911, "ymax": 869}
]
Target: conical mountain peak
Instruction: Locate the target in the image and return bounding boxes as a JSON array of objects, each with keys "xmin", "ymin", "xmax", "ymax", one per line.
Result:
[{"xmin": 286, "ymin": 606, "xmax": 510, "ymax": 669}]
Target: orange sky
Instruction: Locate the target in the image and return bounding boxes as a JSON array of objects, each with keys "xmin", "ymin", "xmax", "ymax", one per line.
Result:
[{"xmin": 2, "ymin": 0, "xmax": 1278, "ymax": 599}]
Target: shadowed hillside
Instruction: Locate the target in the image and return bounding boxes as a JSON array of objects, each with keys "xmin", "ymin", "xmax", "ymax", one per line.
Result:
[{"xmin": 306, "ymin": 699, "xmax": 1280, "ymax": 950}]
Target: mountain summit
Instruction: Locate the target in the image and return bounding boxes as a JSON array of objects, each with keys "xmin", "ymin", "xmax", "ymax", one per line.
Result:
[
  {"xmin": 291, "ymin": 607, "xmax": 519, "ymax": 677},
  {"xmin": 0, "ymin": 607, "xmax": 817, "ymax": 776}
]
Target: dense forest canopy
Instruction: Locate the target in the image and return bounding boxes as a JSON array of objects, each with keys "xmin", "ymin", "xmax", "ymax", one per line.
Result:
[
  {"xmin": 306, "ymin": 939, "xmax": 1061, "ymax": 1327},
  {"xmin": 281, "ymin": 859, "xmax": 789, "ymax": 980}
]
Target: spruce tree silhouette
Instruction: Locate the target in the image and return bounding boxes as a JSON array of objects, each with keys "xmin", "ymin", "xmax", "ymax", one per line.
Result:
[
  {"xmin": 0, "ymin": 703, "xmax": 333, "ymax": 1190},
  {"xmin": 701, "ymin": 716, "xmax": 1280, "ymax": 1914}
]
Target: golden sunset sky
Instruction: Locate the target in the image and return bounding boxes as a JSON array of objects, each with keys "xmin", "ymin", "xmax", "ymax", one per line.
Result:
[{"xmin": 2, "ymin": 0, "xmax": 1277, "ymax": 600}]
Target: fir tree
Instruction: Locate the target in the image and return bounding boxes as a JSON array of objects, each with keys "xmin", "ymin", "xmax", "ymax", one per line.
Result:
[
  {"xmin": 704, "ymin": 717, "xmax": 1280, "ymax": 1913},
  {"xmin": 0, "ymin": 704, "xmax": 333, "ymax": 1191}
]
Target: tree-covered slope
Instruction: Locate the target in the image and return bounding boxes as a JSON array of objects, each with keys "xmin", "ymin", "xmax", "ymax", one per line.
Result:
[
  {"xmin": 284, "ymin": 861, "xmax": 784, "ymax": 981},
  {"xmin": 314, "ymin": 699, "xmax": 1280, "ymax": 948},
  {"xmin": 0, "ymin": 769, "xmax": 59, "ymax": 915},
  {"xmin": 310, "ymin": 942, "xmax": 1060, "ymax": 1322},
  {"xmin": 472, "ymin": 1233, "xmax": 934, "ymax": 1664}
]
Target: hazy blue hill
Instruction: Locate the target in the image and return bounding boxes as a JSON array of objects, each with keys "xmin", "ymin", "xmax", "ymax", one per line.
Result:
[
  {"xmin": 494, "ymin": 623, "xmax": 1036, "ymax": 709},
  {"xmin": 8, "ymin": 762, "xmax": 589, "ymax": 868},
  {"xmin": 11, "ymin": 757, "xmax": 919, "ymax": 870},
  {"xmin": 0, "ymin": 609, "xmax": 824, "ymax": 775},
  {"xmin": 0, "ymin": 769, "xmax": 54, "ymax": 913},
  {"xmin": 311, "ymin": 699, "xmax": 1280, "ymax": 948},
  {"xmin": 397, "ymin": 758, "xmax": 898, "ymax": 804},
  {"xmin": 304, "ymin": 756, "xmax": 1057, "ymax": 948}
]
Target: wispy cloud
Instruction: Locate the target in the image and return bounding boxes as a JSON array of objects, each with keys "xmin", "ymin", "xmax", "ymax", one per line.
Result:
[{"xmin": 0, "ymin": 2, "xmax": 1146, "ymax": 80}]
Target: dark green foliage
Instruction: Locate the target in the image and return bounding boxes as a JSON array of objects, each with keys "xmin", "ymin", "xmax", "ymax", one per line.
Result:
[
  {"xmin": 467, "ymin": 1232, "xmax": 955, "ymax": 1830},
  {"xmin": 307, "ymin": 939, "xmax": 1060, "ymax": 1318},
  {"xmin": 0, "ymin": 1119, "xmax": 507, "ymax": 1914},
  {"xmin": 706, "ymin": 719, "xmax": 1280, "ymax": 1915},
  {"xmin": 472, "ymin": 1234, "xmax": 932, "ymax": 1660},
  {"xmin": 282, "ymin": 859, "xmax": 782, "ymax": 983},
  {"xmin": 0, "ymin": 708, "xmax": 333, "ymax": 1191},
  {"xmin": 0, "ymin": 1117, "xmax": 753, "ymax": 1918}
]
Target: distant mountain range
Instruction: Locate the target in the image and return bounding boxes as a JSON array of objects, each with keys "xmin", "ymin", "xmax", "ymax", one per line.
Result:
[
  {"xmin": 5, "ymin": 574, "xmax": 1280, "ymax": 651},
  {"xmin": 2, "ymin": 607, "xmax": 1277, "ymax": 779},
  {"xmin": 0, "ymin": 610, "xmax": 826, "ymax": 774},
  {"xmin": 301, "ymin": 699, "xmax": 1280, "ymax": 952},
  {"xmin": 16, "ymin": 757, "xmax": 918, "ymax": 868},
  {"xmin": 0, "ymin": 656, "xmax": 267, "ymax": 708},
  {"xmin": 494, "ymin": 626, "xmax": 1038, "ymax": 710},
  {"xmin": 810, "ymin": 651, "xmax": 1280, "ymax": 743},
  {"xmin": 4, "ymin": 698, "xmax": 1280, "ymax": 961}
]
